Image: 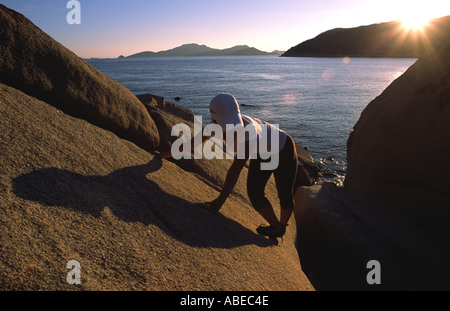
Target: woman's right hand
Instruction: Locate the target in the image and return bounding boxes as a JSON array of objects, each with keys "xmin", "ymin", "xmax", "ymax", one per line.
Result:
[{"xmin": 150, "ymin": 149, "xmax": 172, "ymax": 159}]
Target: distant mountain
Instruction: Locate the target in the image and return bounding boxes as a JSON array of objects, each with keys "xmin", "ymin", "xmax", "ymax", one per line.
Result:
[
  {"xmin": 282, "ymin": 16, "xmax": 450, "ymax": 58},
  {"xmin": 126, "ymin": 44, "xmax": 283, "ymax": 58}
]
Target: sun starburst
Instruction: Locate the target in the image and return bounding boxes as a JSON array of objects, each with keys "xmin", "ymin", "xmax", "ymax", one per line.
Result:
[{"xmin": 401, "ymin": 14, "xmax": 430, "ymax": 30}]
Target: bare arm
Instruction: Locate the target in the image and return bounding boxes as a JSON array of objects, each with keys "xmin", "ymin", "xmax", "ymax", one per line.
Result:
[{"xmin": 207, "ymin": 156, "xmax": 248, "ymax": 212}]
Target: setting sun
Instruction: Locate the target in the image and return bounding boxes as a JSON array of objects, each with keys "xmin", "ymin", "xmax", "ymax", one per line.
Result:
[
  {"xmin": 401, "ymin": 14, "xmax": 430, "ymax": 30},
  {"xmin": 398, "ymin": 0, "xmax": 449, "ymax": 31}
]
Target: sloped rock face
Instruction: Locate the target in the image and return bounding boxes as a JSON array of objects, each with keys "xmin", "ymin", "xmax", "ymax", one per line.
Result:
[
  {"xmin": 0, "ymin": 82, "xmax": 313, "ymax": 290},
  {"xmin": 0, "ymin": 4, "xmax": 159, "ymax": 151}
]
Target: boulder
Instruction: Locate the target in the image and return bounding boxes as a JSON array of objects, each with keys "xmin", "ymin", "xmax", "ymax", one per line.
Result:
[
  {"xmin": 295, "ymin": 144, "xmax": 321, "ymax": 187},
  {"xmin": 0, "ymin": 4, "xmax": 159, "ymax": 151},
  {"xmin": 137, "ymin": 93, "xmax": 194, "ymax": 122},
  {"xmin": 345, "ymin": 32, "xmax": 450, "ymax": 209}
]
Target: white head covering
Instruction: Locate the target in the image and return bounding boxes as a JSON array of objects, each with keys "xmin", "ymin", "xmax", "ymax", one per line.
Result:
[{"xmin": 209, "ymin": 93, "xmax": 244, "ymax": 130}]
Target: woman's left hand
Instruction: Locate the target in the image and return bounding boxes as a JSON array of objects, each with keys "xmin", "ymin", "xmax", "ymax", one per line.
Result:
[
  {"xmin": 150, "ymin": 149, "xmax": 172, "ymax": 159},
  {"xmin": 205, "ymin": 198, "xmax": 224, "ymax": 213}
]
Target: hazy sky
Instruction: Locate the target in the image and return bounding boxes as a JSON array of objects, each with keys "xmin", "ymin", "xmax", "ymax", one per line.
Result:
[{"xmin": 1, "ymin": 0, "xmax": 449, "ymax": 58}]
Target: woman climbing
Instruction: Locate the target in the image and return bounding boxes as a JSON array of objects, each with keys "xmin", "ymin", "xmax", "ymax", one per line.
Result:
[{"xmin": 155, "ymin": 93, "xmax": 298, "ymax": 240}]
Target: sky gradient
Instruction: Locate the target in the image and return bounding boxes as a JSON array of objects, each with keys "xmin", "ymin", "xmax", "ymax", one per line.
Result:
[{"xmin": 1, "ymin": 0, "xmax": 449, "ymax": 58}]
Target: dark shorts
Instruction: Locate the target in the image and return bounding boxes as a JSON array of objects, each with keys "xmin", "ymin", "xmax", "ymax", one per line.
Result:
[{"xmin": 247, "ymin": 135, "xmax": 298, "ymax": 211}]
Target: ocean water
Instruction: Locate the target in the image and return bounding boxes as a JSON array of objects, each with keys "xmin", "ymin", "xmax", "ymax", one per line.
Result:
[{"xmin": 86, "ymin": 56, "xmax": 416, "ymax": 186}]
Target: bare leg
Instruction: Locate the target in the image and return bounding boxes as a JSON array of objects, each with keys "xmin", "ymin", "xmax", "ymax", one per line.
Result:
[{"xmin": 257, "ymin": 203, "xmax": 280, "ymax": 226}]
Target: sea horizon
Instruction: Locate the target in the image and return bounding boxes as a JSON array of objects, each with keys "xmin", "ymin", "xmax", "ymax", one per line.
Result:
[{"xmin": 86, "ymin": 55, "xmax": 417, "ymax": 186}]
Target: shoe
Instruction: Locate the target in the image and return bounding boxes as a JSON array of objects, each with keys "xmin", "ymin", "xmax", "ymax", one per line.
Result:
[{"xmin": 256, "ymin": 224, "xmax": 287, "ymax": 239}]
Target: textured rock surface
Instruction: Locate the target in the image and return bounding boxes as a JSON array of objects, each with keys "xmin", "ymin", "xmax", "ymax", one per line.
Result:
[
  {"xmin": 345, "ymin": 33, "xmax": 450, "ymax": 209},
  {"xmin": 0, "ymin": 4, "xmax": 159, "ymax": 151},
  {"xmin": 0, "ymin": 82, "xmax": 313, "ymax": 290}
]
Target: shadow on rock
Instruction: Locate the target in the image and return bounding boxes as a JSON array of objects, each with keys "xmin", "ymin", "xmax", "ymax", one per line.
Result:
[{"xmin": 13, "ymin": 157, "xmax": 274, "ymax": 249}]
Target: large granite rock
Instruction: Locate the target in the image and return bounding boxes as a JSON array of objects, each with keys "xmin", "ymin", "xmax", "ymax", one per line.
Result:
[
  {"xmin": 0, "ymin": 4, "xmax": 159, "ymax": 151},
  {"xmin": 0, "ymin": 82, "xmax": 313, "ymax": 290}
]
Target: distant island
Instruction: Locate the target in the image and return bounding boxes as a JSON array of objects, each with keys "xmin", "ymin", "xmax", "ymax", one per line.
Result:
[
  {"xmin": 123, "ymin": 43, "xmax": 284, "ymax": 58},
  {"xmin": 282, "ymin": 16, "xmax": 450, "ymax": 58}
]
